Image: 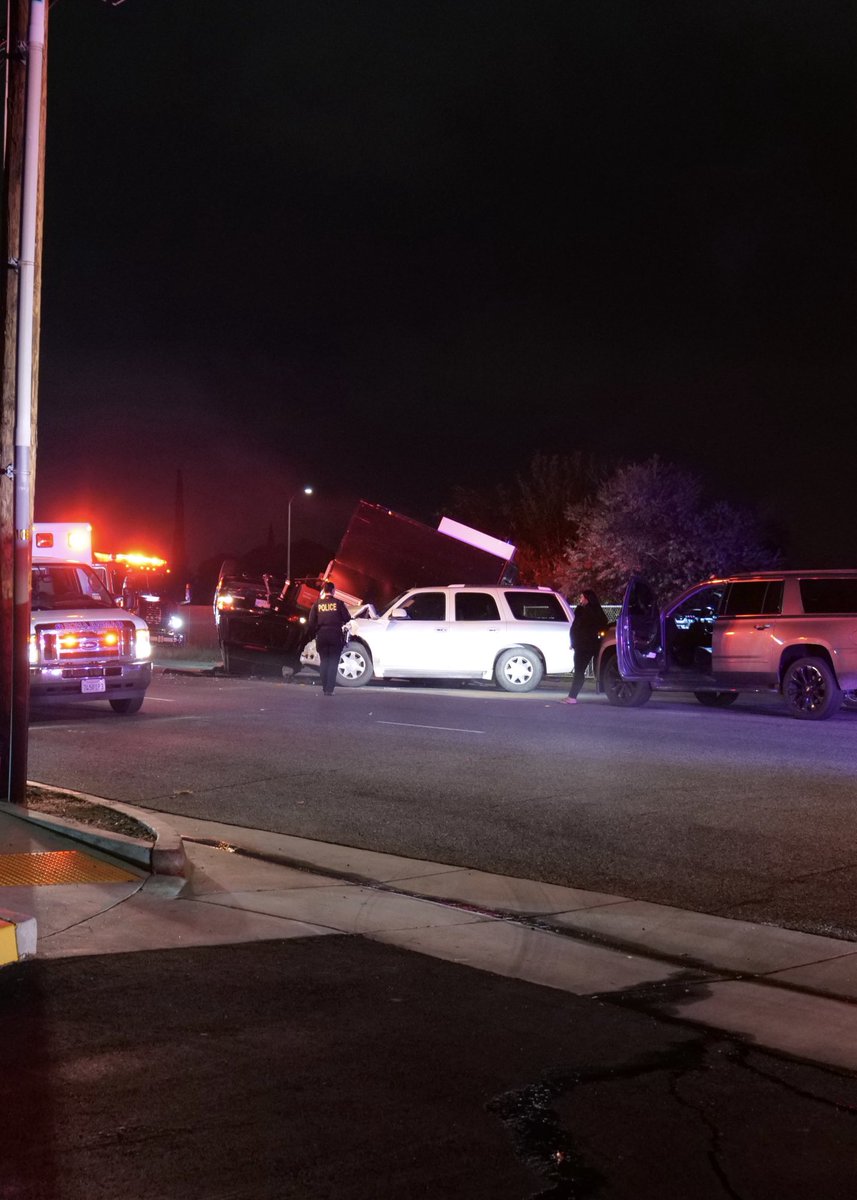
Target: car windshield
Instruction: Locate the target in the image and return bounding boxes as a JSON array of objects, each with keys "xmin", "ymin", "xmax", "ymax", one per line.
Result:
[
  {"xmin": 126, "ymin": 572, "xmax": 173, "ymax": 598},
  {"xmin": 32, "ymin": 563, "xmax": 118, "ymax": 611}
]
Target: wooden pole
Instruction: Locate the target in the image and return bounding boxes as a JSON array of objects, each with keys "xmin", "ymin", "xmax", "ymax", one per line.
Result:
[
  {"xmin": 0, "ymin": 0, "xmax": 30, "ymax": 799},
  {"xmin": 1, "ymin": 0, "xmax": 47, "ymax": 800}
]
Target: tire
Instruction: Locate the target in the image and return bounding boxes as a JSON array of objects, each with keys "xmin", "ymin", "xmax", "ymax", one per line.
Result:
[
  {"xmin": 110, "ymin": 695, "xmax": 144, "ymax": 714},
  {"xmin": 601, "ymin": 651, "xmax": 652, "ymax": 708},
  {"xmin": 843, "ymin": 689, "xmax": 857, "ymax": 711},
  {"xmin": 694, "ymin": 691, "xmax": 739, "ymax": 708},
  {"xmin": 337, "ymin": 641, "xmax": 374, "ymax": 687},
  {"xmin": 782, "ymin": 656, "xmax": 842, "ymax": 720},
  {"xmin": 221, "ymin": 643, "xmax": 235, "ymax": 674},
  {"xmin": 494, "ymin": 648, "xmax": 543, "ymax": 693}
]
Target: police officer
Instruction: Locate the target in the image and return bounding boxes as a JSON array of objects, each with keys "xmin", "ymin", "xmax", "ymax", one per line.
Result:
[{"xmin": 306, "ymin": 581, "xmax": 352, "ymax": 696}]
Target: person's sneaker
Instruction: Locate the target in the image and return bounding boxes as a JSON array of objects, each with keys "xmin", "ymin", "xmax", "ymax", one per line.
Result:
[{"xmin": 560, "ymin": 697, "xmax": 577, "ymax": 705}]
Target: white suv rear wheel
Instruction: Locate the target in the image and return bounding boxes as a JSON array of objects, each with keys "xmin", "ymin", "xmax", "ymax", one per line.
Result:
[{"xmin": 494, "ymin": 648, "xmax": 543, "ymax": 693}]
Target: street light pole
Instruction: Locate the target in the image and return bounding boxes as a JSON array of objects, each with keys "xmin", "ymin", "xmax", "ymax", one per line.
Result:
[{"xmin": 286, "ymin": 486, "xmax": 313, "ymax": 582}]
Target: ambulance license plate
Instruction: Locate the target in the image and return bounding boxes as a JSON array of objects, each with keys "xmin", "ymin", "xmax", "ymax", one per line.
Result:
[{"xmin": 81, "ymin": 678, "xmax": 106, "ymax": 694}]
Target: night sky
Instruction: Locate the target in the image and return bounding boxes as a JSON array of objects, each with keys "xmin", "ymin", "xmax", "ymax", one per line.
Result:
[{"xmin": 35, "ymin": 0, "xmax": 856, "ymax": 568}]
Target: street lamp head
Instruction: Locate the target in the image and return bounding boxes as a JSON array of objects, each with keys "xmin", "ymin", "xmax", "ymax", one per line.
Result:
[{"xmin": 303, "ymin": 486, "xmax": 313, "ymax": 496}]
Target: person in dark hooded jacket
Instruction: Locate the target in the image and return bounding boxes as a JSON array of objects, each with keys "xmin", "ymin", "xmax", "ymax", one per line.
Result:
[{"xmin": 561, "ymin": 588, "xmax": 609, "ymax": 705}]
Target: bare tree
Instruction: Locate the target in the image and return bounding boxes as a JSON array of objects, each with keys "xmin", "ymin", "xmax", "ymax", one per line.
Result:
[{"xmin": 448, "ymin": 451, "xmax": 602, "ymax": 585}]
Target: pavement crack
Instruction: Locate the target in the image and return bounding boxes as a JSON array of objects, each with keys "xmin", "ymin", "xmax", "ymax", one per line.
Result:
[
  {"xmin": 39, "ymin": 879, "xmax": 147, "ymax": 943},
  {"xmin": 667, "ymin": 1059, "xmax": 746, "ymax": 1200},
  {"xmin": 732, "ymin": 1045, "xmax": 857, "ymax": 1114}
]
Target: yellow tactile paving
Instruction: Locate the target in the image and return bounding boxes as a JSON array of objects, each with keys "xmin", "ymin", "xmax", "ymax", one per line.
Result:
[
  {"xmin": 0, "ymin": 919, "xmax": 18, "ymax": 963},
  {"xmin": 0, "ymin": 850, "xmax": 138, "ymax": 887}
]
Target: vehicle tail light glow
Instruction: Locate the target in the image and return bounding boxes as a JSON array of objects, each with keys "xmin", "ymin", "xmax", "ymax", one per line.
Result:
[{"xmin": 60, "ymin": 633, "xmax": 79, "ymax": 649}]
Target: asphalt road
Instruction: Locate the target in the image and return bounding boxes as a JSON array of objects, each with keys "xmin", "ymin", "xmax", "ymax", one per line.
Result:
[
  {"xmin": 5, "ymin": 937, "xmax": 857, "ymax": 1200},
  {"xmin": 28, "ymin": 670, "xmax": 857, "ymax": 939}
]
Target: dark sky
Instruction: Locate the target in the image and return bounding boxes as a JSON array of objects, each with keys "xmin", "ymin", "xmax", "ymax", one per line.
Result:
[{"xmin": 35, "ymin": 0, "xmax": 856, "ymax": 567}]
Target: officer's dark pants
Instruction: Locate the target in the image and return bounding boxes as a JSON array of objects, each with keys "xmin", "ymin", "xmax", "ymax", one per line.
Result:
[
  {"xmin": 568, "ymin": 641, "xmax": 598, "ymax": 699},
  {"xmin": 317, "ymin": 633, "xmax": 344, "ymax": 694}
]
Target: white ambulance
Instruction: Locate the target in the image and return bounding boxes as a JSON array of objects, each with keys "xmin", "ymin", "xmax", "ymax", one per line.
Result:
[{"xmin": 30, "ymin": 523, "xmax": 153, "ymax": 713}]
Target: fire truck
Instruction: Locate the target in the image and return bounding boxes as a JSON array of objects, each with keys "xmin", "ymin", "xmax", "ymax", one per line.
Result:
[
  {"xmin": 30, "ymin": 522, "xmax": 153, "ymax": 713},
  {"xmin": 94, "ymin": 551, "xmax": 188, "ymax": 645}
]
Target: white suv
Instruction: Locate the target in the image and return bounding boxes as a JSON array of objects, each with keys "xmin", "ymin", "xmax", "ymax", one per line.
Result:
[{"xmin": 332, "ymin": 585, "xmax": 573, "ymax": 692}]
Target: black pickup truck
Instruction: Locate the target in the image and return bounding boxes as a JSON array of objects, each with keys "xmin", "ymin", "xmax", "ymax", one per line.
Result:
[{"xmin": 213, "ymin": 572, "xmax": 323, "ymax": 676}]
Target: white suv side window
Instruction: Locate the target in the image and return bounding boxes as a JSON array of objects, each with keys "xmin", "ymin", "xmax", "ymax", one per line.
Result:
[
  {"xmin": 454, "ymin": 592, "xmax": 501, "ymax": 621},
  {"xmin": 503, "ymin": 591, "xmax": 567, "ymax": 622},
  {"xmin": 399, "ymin": 592, "xmax": 447, "ymax": 621}
]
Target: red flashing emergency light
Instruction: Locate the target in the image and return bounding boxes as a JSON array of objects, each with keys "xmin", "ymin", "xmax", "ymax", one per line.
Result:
[{"xmin": 94, "ymin": 551, "xmax": 168, "ymax": 570}]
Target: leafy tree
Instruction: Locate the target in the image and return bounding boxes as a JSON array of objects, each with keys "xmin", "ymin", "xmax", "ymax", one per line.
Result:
[{"xmin": 560, "ymin": 457, "xmax": 782, "ymax": 601}]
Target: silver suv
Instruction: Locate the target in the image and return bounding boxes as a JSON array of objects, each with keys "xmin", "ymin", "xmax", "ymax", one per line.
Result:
[
  {"xmin": 331, "ymin": 585, "xmax": 574, "ymax": 692},
  {"xmin": 597, "ymin": 571, "xmax": 857, "ymax": 720}
]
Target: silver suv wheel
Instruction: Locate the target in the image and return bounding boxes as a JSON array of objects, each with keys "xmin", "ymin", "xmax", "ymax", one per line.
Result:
[
  {"xmin": 601, "ymin": 651, "xmax": 652, "ymax": 708},
  {"xmin": 782, "ymin": 656, "xmax": 841, "ymax": 720}
]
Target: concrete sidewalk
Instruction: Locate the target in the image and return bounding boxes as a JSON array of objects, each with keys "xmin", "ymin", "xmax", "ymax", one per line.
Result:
[{"xmin": 3, "ymin": 791, "xmax": 857, "ymax": 1073}]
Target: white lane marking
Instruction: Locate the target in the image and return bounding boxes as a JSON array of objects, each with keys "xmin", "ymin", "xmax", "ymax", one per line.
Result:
[
  {"xmin": 378, "ymin": 720, "xmax": 485, "ymax": 734},
  {"xmin": 144, "ymin": 696, "xmax": 177, "ymax": 702}
]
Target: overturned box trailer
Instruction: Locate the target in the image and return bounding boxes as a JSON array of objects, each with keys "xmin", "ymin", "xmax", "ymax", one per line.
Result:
[{"xmin": 322, "ymin": 502, "xmax": 517, "ymax": 612}]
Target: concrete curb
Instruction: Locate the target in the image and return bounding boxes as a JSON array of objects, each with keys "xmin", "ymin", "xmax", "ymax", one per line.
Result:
[
  {"xmin": 172, "ymin": 816, "xmax": 857, "ymax": 1007},
  {"xmin": 2, "ymin": 789, "xmax": 188, "ymax": 878}
]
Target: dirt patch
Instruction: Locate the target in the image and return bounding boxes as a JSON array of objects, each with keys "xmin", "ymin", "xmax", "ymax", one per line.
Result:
[{"xmin": 24, "ymin": 787, "xmax": 155, "ymax": 843}]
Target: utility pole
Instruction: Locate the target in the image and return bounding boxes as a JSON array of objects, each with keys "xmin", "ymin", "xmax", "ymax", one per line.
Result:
[
  {"xmin": 0, "ymin": 0, "xmax": 47, "ymax": 801},
  {"xmin": 1, "ymin": 0, "xmax": 30, "ymax": 799},
  {"xmin": 171, "ymin": 467, "xmax": 187, "ymax": 584}
]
